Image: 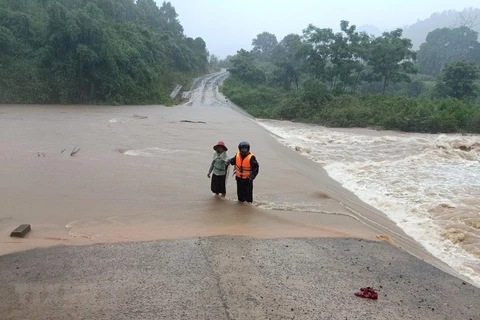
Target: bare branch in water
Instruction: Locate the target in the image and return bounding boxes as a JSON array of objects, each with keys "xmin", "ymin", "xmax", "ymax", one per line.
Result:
[{"xmin": 70, "ymin": 147, "xmax": 80, "ymax": 156}]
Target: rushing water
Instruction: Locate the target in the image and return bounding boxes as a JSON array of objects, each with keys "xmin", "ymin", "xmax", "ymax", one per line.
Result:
[{"xmin": 257, "ymin": 119, "xmax": 480, "ymax": 287}]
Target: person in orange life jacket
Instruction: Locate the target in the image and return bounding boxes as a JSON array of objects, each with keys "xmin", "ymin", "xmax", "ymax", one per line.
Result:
[{"xmin": 225, "ymin": 141, "xmax": 259, "ymax": 203}]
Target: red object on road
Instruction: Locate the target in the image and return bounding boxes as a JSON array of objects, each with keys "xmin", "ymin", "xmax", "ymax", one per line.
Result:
[{"xmin": 354, "ymin": 287, "xmax": 378, "ymax": 300}]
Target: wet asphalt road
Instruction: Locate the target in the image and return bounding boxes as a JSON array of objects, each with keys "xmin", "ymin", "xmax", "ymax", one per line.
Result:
[{"xmin": 1, "ymin": 237, "xmax": 479, "ymax": 320}]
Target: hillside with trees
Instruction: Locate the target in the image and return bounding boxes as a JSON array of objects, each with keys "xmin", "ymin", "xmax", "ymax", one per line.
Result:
[
  {"xmin": 403, "ymin": 7, "xmax": 480, "ymax": 49},
  {"xmin": 356, "ymin": 8, "xmax": 480, "ymax": 49},
  {"xmin": 220, "ymin": 20, "xmax": 480, "ymax": 133},
  {"xmin": 0, "ymin": 0, "xmax": 210, "ymax": 104}
]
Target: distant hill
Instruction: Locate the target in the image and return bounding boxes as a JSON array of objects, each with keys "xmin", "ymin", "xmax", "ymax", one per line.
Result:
[
  {"xmin": 356, "ymin": 8, "xmax": 480, "ymax": 49},
  {"xmin": 403, "ymin": 7, "xmax": 480, "ymax": 48}
]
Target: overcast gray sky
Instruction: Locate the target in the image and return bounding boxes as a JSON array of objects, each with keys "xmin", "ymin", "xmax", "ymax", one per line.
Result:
[{"xmin": 163, "ymin": 0, "xmax": 479, "ymax": 58}]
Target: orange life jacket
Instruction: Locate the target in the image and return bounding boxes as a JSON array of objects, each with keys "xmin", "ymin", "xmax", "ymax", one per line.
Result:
[{"xmin": 235, "ymin": 152, "xmax": 254, "ymax": 179}]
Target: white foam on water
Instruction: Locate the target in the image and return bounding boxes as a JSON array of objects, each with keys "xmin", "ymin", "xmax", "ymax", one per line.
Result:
[
  {"xmin": 257, "ymin": 119, "xmax": 480, "ymax": 287},
  {"xmin": 123, "ymin": 147, "xmax": 188, "ymax": 158},
  {"xmin": 253, "ymin": 198, "xmax": 358, "ymax": 220}
]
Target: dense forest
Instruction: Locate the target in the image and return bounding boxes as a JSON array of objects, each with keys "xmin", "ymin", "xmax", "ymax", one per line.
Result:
[
  {"xmin": 2, "ymin": 1, "xmax": 480, "ymax": 134},
  {"xmin": 0, "ymin": 0, "xmax": 209, "ymax": 104},
  {"xmin": 219, "ymin": 16, "xmax": 480, "ymax": 133}
]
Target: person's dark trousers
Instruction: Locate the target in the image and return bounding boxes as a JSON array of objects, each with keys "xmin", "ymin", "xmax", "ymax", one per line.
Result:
[{"xmin": 236, "ymin": 178, "xmax": 253, "ymax": 202}]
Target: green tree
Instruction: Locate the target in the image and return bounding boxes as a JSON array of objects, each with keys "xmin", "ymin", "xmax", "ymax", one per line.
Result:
[
  {"xmin": 209, "ymin": 54, "xmax": 219, "ymax": 69},
  {"xmin": 417, "ymin": 27, "xmax": 480, "ymax": 75},
  {"xmin": 252, "ymin": 32, "xmax": 278, "ymax": 59},
  {"xmin": 271, "ymin": 34, "xmax": 304, "ymax": 89},
  {"xmin": 302, "ymin": 24, "xmax": 334, "ymax": 81},
  {"xmin": 350, "ymin": 31, "xmax": 372, "ymax": 93},
  {"xmin": 368, "ymin": 29, "xmax": 417, "ymax": 94},
  {"xmin": 219, "ymin": 55, "xmax": 234, "ymax": 68},
  {"xmin": 301, "ymin": 77, "xmax": 331, "ymax": 108},
  {"xmin": 159, "ymin": 1, "xmax": 184, "ymax": 37},
  {"xmin": 408, "ymin": 80, "xmax": 424, "ymax": 97},
  {"xmin": 441, "ymin": 61, "xmax": 479, "ymax": 99},
  {"xmin": 329, "ymin": 21, "xmax": 370, "ymax": 92},
  {"xmin": 229, "ymin": 49, "xmax": 266, "ymax": 84}
]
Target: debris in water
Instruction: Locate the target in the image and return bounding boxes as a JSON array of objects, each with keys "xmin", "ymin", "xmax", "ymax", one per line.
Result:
[
  {"xmin": 466, "ymin": 220, "xmax": 480, "ymax": 229},
  {"xmin": 459, "ymin": 146, "xmax": 472, "ymax": 152},
  {"xmin": 70, "ymin": 147, "xmax": 80, "ymax": 156},
  {"xmin": 180, "ymin": 120, "xmax": 206, "ymax": 124},
  {"xmin": 441, "ymin": 229, "xmax": 465, "ymax": 244}
]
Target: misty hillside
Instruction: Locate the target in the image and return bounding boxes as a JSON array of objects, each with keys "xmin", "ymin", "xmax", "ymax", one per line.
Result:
[
  {"xmin": 359, "ymin": 8, "xmax": 480, "ymax": 48},
  {"xmin": 403, "ymin": 7, "xmax": 480, "ymax": 48}
]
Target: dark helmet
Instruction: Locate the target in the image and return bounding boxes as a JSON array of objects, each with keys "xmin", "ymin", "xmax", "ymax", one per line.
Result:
[{"xmin": 238, "ymin": 141, "xmax": 250, "ymax": 155}]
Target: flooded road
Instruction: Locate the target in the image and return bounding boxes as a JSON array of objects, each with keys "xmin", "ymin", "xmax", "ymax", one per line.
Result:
[{"xmin": 0, "ymin": 71, "xmax": 375, "ymax": 255}]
